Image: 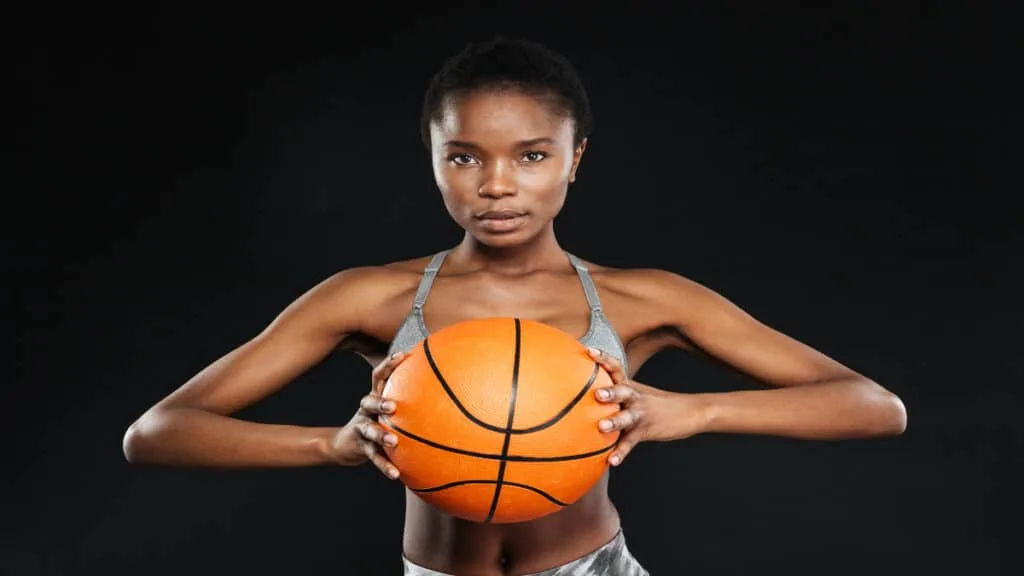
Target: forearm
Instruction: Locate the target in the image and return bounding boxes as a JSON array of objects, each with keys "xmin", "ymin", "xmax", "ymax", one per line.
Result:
[
  {"xmin": 123, "ymin": 407, "xmax": 336, "ymax": 468},
  {"xmin": 691, "ymin": 378, "xmax": 907, "ymax": 440}
]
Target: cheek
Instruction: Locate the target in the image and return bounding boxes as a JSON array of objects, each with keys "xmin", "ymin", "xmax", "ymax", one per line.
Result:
[
  {"xmin": 520, "ymin": 167, "xmax": 566, "ymax": 188},
  {"xmin": 433, "ymin": 165, "xmax": 478, "ymax": 216},
  {"xmin": 520, "ymin": 160, "xmax": 573, "ymax": 197},
  {"xmin": 434, "ymin": 165, "xmax": 471, "ymax": 195}
]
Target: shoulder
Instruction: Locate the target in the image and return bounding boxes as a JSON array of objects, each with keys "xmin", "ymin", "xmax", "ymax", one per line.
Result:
[
  {"xmin": 577, "ymin": 258, "xmax": 707, "ymax": 300},
  {"xmin": 317, "ymin": 254, "xmax": 438, "ymax": 296},
  {"xmin": 577, "ymin": 258, "xmax": 730, "ymax": 325},
  {"xmin": 291, "ymin": 254, "xmax": 439, "ymax": 322}
]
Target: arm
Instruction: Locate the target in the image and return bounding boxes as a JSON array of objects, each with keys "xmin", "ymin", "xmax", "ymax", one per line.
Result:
[
  {"xmin": 659, "ymin": 271, "xmax": 907, "ymax": 440},
  {"xmin": 122, "ymin": 267, "xmax": 392, "ymax": 468}
]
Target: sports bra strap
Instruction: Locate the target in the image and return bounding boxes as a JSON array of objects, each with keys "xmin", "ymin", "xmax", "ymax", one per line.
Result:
[
  {"xmin": 565, "ymin": 252, "xmax": 603, "ymax": 312},
  {"xmin": 412, "ymin": 250, "xmax": 450, "ymax": 310}
]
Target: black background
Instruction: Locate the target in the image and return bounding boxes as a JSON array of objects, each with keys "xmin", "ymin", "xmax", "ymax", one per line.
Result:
[{"xmin": 9, "ymin": 3, "xmax": 1018, "ymax": 575}]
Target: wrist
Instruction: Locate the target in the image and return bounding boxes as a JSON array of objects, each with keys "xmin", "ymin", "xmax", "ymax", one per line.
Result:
[
  {"xmin": 312, "ymin": 426, "xmax": 343, "ymax": 465},
  {"xmin": 682, "ymin": 393, "xmax": 717, "ymax": 438}
]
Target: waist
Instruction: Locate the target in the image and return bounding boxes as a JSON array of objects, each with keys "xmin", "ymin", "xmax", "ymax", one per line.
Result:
[{"xmin": 401, "ymin": 479, "xmax": 621, "ymax": 575}]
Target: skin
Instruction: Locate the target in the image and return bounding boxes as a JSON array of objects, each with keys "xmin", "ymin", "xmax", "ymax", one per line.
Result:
[{"xmin": 123, "ymin": 88, "xmax": 907, "ymax": 575}]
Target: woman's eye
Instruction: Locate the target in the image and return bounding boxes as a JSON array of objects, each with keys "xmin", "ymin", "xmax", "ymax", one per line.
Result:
[
  {"xmin": 523, "ymin": 151, "xmax": 546, "ymax": 163},
  {"xmin": 449, "ymin": 154, "xmax": 476, "ymax": 165}
]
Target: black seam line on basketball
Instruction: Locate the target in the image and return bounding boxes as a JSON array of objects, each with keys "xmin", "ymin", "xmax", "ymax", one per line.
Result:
[
  {"xmin": 511, "ymin": 362, "xmax": 600, "ymax": 434},
  {"xmin": 422, "ymin": 338, "xmax": 602, "ymax": 435},
  {"xmin": 485, "ymin": 318, "xmax": 522, "ymax": 523},
  {"xmin": 380, "ymin": 417, "xmax": 616, "ymax": 462},
  {"xmin": 409, "ymin": 480, "xmax": 569, "ymax": 507}
]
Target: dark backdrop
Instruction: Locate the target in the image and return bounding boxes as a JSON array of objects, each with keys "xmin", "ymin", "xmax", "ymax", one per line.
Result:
[{"xmin": 9, "ymin": 3, "xmax": 1017, "ymax": 575}]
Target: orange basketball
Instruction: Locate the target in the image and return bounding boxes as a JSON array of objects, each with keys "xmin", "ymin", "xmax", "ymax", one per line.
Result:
[{"xmin": 379, "ymin": 317, "xmax": 620, "ymax": 524}]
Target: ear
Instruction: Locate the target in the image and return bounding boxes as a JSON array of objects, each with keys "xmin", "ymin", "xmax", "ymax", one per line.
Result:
[{"xmin": 569, "ymin": 137, "xmax": 588, "ymax": 183}]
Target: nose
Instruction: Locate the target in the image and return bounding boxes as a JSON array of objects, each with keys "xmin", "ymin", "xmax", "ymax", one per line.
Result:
[{"xmin": 478, "ymin": 159, "xmax": 517, "ymax": 198}]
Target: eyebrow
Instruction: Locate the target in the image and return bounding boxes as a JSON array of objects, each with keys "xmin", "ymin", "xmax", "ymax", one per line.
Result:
[{"xmin": 443, "ymin": 137, "xmax": 558, "ymax": 149}]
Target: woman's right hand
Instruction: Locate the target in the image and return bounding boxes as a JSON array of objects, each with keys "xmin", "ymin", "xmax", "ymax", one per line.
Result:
[{"xmin": 327, "ymin": 352, "xmax": 407, "ymax": 479}]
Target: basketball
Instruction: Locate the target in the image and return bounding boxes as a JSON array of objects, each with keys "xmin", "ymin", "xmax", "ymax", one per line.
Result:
[{"xmin": 378, "ymin": 317, "xmax": 620, "ymax": 524}]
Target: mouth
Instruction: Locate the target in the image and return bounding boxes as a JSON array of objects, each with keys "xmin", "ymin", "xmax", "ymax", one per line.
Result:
[
  {"xmin": 474, "ymin": 210, "xmax": 529, "ymax": 233},
  {"xmin": 475, "ymin": 209, "xmax": 527, "ymax": 220}
]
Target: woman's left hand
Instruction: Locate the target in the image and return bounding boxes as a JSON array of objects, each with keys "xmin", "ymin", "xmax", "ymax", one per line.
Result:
[{"xmin": 588, "ymin": 347, "xmax": 705, "ymax": 466}]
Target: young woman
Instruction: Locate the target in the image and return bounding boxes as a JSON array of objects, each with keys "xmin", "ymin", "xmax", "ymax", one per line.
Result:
[{"xmin": 123, "ymin": 37, "xmax": 907, "ymax": 575}]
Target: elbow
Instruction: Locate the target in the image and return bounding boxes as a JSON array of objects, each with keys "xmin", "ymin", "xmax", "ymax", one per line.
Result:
[
  {"xmin": 122, "ymin": 410, "xmax": 163, "ymax": 464},
  {"xmin": 122, "ymin": 419, "xmax": 147, "ymax": 464},
  {"xmin": 866, "ymin": 385, "xmax": 908, "ymax": 437},
  {"xmin": 885, "ymin": 392, "xmax": 908, "ymax": 436}
]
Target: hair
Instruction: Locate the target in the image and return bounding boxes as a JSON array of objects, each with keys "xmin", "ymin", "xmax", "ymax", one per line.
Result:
[{"xmin": 419, "ymin": 37, "xmax": 593, "ymax": 150}]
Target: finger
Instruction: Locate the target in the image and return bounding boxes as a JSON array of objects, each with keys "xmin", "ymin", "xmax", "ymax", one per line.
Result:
[
  {"xmin": 361, "ymin": 440, "xmax": 400, "ymax": 479},
  {"xmin": 360, "ymin": 394, "xmax": 396, "ymax": 415},
  {"xmin": 371, "ymin": 351, "xmax": 406, "ymax": 383},
  {"xmin": 356, "ymin": 420, "xmax": 398, "ymax": 448},
  {"xmin": 587, "ymin": 347, "xmax": 627, "ymax": 384},
  {"xmin": 598, "ymin": 407, "xmax": 639, "ymax": 433},
  {"xmin": 371, "ymin": 352, "xmax": 407, "ymax": 392},
  {"xmin": 594, "ymin": 384, "xmax": 638, "ymax": 404},
  {"xmin": 608, "ymin": 431, "xmax": 642, "ymax": 466}
]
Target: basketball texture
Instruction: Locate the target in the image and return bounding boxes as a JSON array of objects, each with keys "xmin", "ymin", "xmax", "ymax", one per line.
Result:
[{"xmin": 379, "ymin": 317, "xmax": 620, "ymax": 523}]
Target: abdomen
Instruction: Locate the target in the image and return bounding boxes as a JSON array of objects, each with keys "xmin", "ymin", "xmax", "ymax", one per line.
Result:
[{"xmin": 401, "ymin": 472, "xmax": 621, "ymax": 575}]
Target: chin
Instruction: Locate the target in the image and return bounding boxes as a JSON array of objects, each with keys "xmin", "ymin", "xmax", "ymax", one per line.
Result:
[
  {"xmin": 467, "ymin": 225, "xmax": 542, "ymax": 249},
  {"xmin": 470, "ymin": 231, "xmax": 531, "ymax": 248}
]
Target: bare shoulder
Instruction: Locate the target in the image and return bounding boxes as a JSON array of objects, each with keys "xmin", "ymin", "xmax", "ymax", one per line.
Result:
[
  {"xmin": 380, "ymin": 254, "xmax": 441, "ymax": 275},
  {"xmin": 576, "ymin": 258, "xmax": 734, "ymax": 331},
  {"xmin": 292, "ymin": 255, "xmax": 436, "ymax": 326},
  {"xmin": 318, "ymin": 254, "xmax": 437, "ymax": 297},
  {"xmin": 578, "ymin": 259, "xmax": 712, "ymax": 303},
  {"xmin": 320, "ymin": 255, "xmax": 436, "ymax": 291}
]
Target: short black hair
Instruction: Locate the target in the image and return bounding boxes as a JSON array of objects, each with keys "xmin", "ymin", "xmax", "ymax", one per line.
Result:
[{"xmin": 420, "ymin": 37, "xmax": 593, "ymax": 149}]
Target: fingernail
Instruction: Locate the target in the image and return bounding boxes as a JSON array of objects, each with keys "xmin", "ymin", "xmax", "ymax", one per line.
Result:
[
  {"xmin": 384, "ymin": 433, "xmax": 397, "ymax": 446},
  {"xmin": 599, "ymin": 420, "xmax": 612, "ymax": 432},
  {"xmin": 597, "ymin": 389, "xmax": 610, "ymax": 400},
  {"xmin": 391, "ymin": 352, "xmax": 401, "ymax": 361},
  {"xmin": 587, "ymin": 347, "xmax": 602, "ymax": 357},
  {"xmin": 389, "ymin": 467, "xmax": 400, "ymax": 479},
  {"xmin": 382, "ymin": 400, "xmax": 396, "ymax": 412},
  {"xmin": 609, "ymin": 455, "xmax": 621, "ymax": 466}
]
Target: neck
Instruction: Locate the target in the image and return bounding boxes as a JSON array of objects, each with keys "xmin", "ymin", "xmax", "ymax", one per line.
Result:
[{"xmin": 452, "ymin": 224, "xmax": 568, "ymax": 275}]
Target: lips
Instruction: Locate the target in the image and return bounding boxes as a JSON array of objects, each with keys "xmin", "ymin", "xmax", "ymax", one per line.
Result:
[
  {"xmin": 474, "ymin": 210, "xmax": 528, "ymax": 233},
  {"xmin": 476, "ymin": 209, "xmax": 526, "ymax": 220}
]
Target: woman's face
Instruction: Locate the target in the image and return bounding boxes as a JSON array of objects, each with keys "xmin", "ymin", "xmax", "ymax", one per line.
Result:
[{"xmin": 429, "ymin": 89, "xmax": 586, "ymax": 248}]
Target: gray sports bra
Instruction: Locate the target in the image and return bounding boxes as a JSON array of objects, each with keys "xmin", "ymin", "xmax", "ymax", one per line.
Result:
[{"xmin": 387, "ymin": 250, "xmax": 629, "ymax": 374}]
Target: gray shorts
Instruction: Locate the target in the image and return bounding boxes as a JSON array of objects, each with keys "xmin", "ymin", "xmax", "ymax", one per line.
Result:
[{"xmin": 402, "ymin": 529, "xmax": 649, "ymax": 575}]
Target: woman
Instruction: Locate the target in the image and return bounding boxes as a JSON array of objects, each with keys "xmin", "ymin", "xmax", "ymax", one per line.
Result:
[{"xmin": 123, "ymin": 37, "xmax": 907, "ymax": 575}]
